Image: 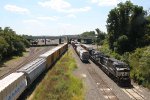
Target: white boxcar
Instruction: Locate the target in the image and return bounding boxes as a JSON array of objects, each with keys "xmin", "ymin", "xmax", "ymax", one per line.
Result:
[
  {"xmin": 17, "ymin": 58, "xmax": 46, "ymax": 85},
  {"xmin": 0, "ymin": 72, "xmax": 27, "ymax": 100}
]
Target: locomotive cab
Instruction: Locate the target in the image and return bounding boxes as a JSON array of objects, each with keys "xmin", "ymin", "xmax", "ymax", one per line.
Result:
[{"xmin": 114, "ymin": 62, "xmax": 131, "ymax": 86}]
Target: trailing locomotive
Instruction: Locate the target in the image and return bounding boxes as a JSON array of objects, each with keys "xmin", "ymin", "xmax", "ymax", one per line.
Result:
[
  {"xmin": 0, "ymin": 43, "xmax": 68, "ymax": 100},
  {"xmin": 81, "ymin": 44, "xmax": 131, "ymax": 86}
]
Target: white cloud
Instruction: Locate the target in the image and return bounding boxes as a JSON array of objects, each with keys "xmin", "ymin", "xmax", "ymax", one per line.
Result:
[
  {"xmin": 38, "ymin": 0, "xmax": 91, "ymax": 13},
  {"xmin": 38, "ymin": 0, "xmax": 71, "ymax": 10},
  {"xmin": 61, "ymin": 7, "xmax": 91, "ymax": 13},
  {"xmin": 58, "ymin": 23, "xmax": 71, "ymax": 26},
  {"xmin": 23, "ymin": 19, "xmax": 39, "ymax": 23},
  {"xmin": 22, "ymin": 19, "xmax": 44, "ymax": 26},
  {"xmin": 4, "ymin": 4, "xmax": 29, "ymax": 14},
  {"xmin": 37, "ymin": 16, "xmax": 59, "ymax": 21},
  {"xmin": 67, "ymin": 14, "xmax": 76, "ymax": 18},
  {"xmin": 89, "ymin": 0, "xmax": 126, "ymax": 6}
]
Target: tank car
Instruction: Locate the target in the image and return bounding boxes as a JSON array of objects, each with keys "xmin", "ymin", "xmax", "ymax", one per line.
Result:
[{"xmin": 17, "ymin": 58, "xmax": 46, "ymax": 86}]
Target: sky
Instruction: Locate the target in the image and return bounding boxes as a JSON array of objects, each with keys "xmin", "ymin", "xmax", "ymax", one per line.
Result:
[{"xmin": 0, "ymin": 0, "xmax": 150, "ymax": 36}]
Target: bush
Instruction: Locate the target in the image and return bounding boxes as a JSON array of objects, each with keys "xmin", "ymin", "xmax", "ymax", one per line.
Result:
[{"xmin": 129, "ymin": 46, "xmax": 150, "ymax": 88}]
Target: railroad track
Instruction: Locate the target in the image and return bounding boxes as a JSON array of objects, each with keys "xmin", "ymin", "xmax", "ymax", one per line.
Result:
[
  {"xmin": 87, "ymin": 62, "xmax": 119, "ymax": 100},
  {"xmin": 122, "ymin": 87, "xmax": 145, "ymax": 100},
  {"xmin": 0, "ymin": 46, "xmax": 52, "ymax": 79}
]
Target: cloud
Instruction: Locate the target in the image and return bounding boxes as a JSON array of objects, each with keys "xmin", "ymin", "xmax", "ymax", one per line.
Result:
[
  {"xmin": 67, "ymin": 14, "xmax": 76, "ymax": 18},
  {"xmin": 23, "ymin": 19, "xmax": 43, "ymax": 26},
  {"xmin": 89, "ymin": 0, "xmax": 126, "ymax": 6},
  {"xmin": 37, "ymin": 16, "xmax": 59, "ymax": 21},
  {"xmin": 38, "ymin": 0, "xmax": 71, "ymax": 10},
  {"xmin": 61, "ymin": 7, "xmax": 91, "ymax": 13},
  {"xmin": 58, "ymin": 23, "xmax": 71, "ymax": 26},
  {"xmin": 38, "ymin": 0, "xmax": 91, "ymax": 13},
  {"xmin": 4, "ymin": 4, "xmax": 29, "ymax": 14}
]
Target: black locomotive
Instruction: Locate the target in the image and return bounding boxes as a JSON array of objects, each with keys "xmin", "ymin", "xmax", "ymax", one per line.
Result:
[{"xmin": 81, "ymin": 44, "xmax": 131, "ymax": 86}]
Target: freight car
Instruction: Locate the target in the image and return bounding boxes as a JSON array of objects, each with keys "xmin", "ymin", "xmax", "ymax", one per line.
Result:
[
  {"xmin": 76, "ymin": 46, "xmax": 89, "ymax": 61},
  {"xmin": 17, "ymin": 58, "xmax": 46, "ymax": 86},
  {"xmin": 80, "ymin": 44, "xmax": 131, "ymax": 86},
  {"xmin": 0, "ymin": 43, "xmax": 68, "ymax": 100},
  {"xmin": 0, "ymin": 72, "xmax": 27, "ymax": 100},
  {"xmin": 39, "ymin": 43, "xmax": 68, "ymax": 68}
]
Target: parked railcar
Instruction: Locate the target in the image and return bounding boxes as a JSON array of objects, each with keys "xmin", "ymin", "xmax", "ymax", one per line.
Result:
[
  {"xmin": 17, "ymin": 58, "xmax": 46, "ymax": 85},
  {"xmin": 0, "ymin": 72, "xmax": 27, "ymax": 100},
  {"xmin": 76, "ymin": 46, "xmax": 89, "ymax": 61},
  {"xmin": 81, "ymin": 44, "xmax": 93, "ymax": 51}
]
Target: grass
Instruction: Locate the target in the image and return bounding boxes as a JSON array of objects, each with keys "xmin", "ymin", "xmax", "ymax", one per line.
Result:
[{"xmin": 29, "ymin": 49, "xmax": 84, "ymax": 100}]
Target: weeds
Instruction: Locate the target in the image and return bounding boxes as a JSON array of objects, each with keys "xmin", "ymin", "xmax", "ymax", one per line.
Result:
[{"xmin": 29, "ymin": 49, "xmax": 84, "ymax": 100}]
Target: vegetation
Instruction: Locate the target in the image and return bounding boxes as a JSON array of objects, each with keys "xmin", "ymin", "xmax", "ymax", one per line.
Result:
[
  {"xmin": 80, "ymin": 29, "xmax": 106, "ymax": 45},
  {"xmin": 0, "ymin": 27, "xmax": 30, "ymax": 62},
  {"xmin": 95, "ymin": 28, "xmax": 106, "ymax": 45},
  {"xmin": 80, "ymin": 31, "xmax": 95, "ymax": 37},
  {"xmin": 99, "ymin": 1, "xmax": 150, "ymax": 89},
  {"xmin": 129, "ymin": 46, "xmax": 150, "ymax": 88},
  {"xmin": 30, "ymin": 50, "xmax": 84, "ymax": 100},
  {"xmin": 107, "ymin": 1, "xmax": 150, "ymax": 54}
]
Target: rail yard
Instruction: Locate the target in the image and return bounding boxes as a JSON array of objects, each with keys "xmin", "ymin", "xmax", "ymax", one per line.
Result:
[{"xmin": 0, "ymin": 0, "xmax": 150, "ymax": 100}]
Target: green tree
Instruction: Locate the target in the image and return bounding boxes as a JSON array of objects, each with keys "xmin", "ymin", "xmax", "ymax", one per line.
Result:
[
  {"xmin": 95, "ymin": 28, "xmax": 106, "ymax": 45},
  {"xmin": 0, "ymin": 27, "xmax": 30, "ymax": 61},
  {"xmin": 107, "ymin": 1, "xmax": 150, "ymax": 54},
  {"xmin": 80, "ymin": 31, "xmax": 95, "ymax": 37},
  {"xmin": 0, "ymin": 36, "xmax": 9, "ymax": 60}
]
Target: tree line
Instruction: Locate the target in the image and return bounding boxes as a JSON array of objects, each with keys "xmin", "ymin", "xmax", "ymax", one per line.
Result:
[
  {"xmin": 0, "ymin": 27, "xmax": 30, "ymax": 62},
  {"xmin": 107, "ymin": 1, "xmax": 150, "ymax": 54},
  {"xmin": 80, "ymin": 1, "xmax": 150, "ymax": 88}
]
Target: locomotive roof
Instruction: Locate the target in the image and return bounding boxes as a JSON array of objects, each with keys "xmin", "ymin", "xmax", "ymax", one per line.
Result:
[
  {"xmin": 109, "ymin": 58, "xmax": 128, "ymax": 66},
  {"xmin": 0, "ymin": 72, "xmax": 24, "ymax": 92}
]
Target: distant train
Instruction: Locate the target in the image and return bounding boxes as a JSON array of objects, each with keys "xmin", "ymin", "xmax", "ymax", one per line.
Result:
[
  {"xmin": 0, "ymin": 43, "xmax": 68, "ymax": 100},
  {"xmin": 81, "ymin": 44, "xmax": 131, "ymax": 86},
  {"xmin": 71, "ymin": 41, "xmax": 89, "ymax": 62}
]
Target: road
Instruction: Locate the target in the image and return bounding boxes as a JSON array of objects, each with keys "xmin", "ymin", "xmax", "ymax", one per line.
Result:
[{"xmin": 71, "ymin": 45, "xmax": 150, "ymax": 100}]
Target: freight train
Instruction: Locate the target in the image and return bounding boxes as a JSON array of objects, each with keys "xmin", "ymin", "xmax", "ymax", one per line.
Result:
[
  {"xmin": 0, "ymin": 43, "xmax": 68, "ymax": 100},
  {"xmin": 71, "ymin": 41, "xmax": 130, "ymax": 86},
  {"xmin": 81, "ymin": 44, "xmax": 131, "ymax": 86}
]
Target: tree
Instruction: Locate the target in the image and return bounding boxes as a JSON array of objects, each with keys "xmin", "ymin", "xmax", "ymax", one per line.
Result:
[
  {"xmin": 0, "ymin": 27, "xmax": 30, "ymax": 61},
  {"xmin": 80, "ymin": 31, "xmax": 95, "ymax": 37},
  {"xmin": 107, "ymin": 1, "xmax": 150, "ymax": 54},
  {"xmin": 0, "ymin": 36, "xmax": 9, "ymax": 60},
  {"xmin": 95, "ymin": 28, "xmax": 106, "ymax": 45}
]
